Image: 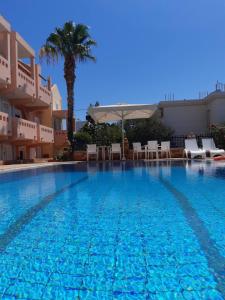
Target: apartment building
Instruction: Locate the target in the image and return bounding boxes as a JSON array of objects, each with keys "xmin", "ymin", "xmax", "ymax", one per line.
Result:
[
  {"xmin": 0, "ymin": 16, "xmax": 54, "ymax": 162},
  {"xmin": 51, "ymin": 84, "xmax": 75, "ymax": 157},
  {"xmin": 159, "ymin": 87, "xmax": 225, "ymax": 136}
]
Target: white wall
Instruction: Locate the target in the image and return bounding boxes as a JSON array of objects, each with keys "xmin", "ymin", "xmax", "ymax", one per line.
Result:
[
  {"xmin": 208, "ymin": 98, "xmax": 225, "ymax": 125},
  {"xmin": 75, "ymin": 120, "xmax": 86, "ymax": 132},
  {"xmin": 51, "ymin": 84, "xmax": 62, "ymax": 111},
  {"xmin": 161, "ymin": 104, "xmax": 207, "ymax": 135}
]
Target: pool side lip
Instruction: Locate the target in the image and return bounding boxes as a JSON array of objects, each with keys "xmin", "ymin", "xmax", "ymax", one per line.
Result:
[
  {"xmin": 0, "ymin": 158, "xmax": 219, "ymax": 175},
  {"xmin": 0, "ymin": 161, "xmax": 83, "ymax": 174},
  {"xmin": 0, "ymin": 158, "xmax": 222, "ymax": 175}
]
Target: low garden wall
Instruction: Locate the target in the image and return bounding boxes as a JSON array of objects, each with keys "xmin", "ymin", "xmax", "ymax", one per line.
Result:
[{"xmin": 73, "ymin": 151, "xmax": 87, "ymax": 161}]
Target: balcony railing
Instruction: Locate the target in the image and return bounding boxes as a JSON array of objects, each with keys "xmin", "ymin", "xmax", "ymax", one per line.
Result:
[
  {"xmin": 54, "ymin": 130, "xmax": 68, "ymax": 146},
  {"xmin": 0, "ymin": 54, "xmax": 10, "ymax": 84},
  {"xmin": 38, "ymin": 125, "xmax": 54, "ymax": 143},
  {"xmin": 13, "ymin": 118, "xmax": 37, "ymax": 141},
  {"xmin": 18, "ymin": 60, "xmax": 32, "ymax": 77},
  {"xmin": 36, "ymin": 73, "xmax": 51, "ymax": 105},
  {"xmin": 0, "ymin": 112, "xmax": 12, "ymax": 136},
  {"xmin": 17, "ymin": 61, "xmax": 35, "ymax": 97}
]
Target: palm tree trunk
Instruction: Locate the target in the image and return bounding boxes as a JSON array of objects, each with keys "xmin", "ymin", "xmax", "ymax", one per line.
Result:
[{"xmin": 64, "ymin": 56, "xmax": 75, "ymax": 155}]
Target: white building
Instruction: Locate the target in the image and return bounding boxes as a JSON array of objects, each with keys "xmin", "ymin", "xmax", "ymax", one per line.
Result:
[
  {"xmin": 159, "ymin": 88, "xmax": 225, "ymax": 136},
  {"xmin": 75, "ymin": 120, "xmax": 86, "ymax": 132},
  {"xmin": 51, "ymin": 84, "xmax": 62, "ymax": 111}
]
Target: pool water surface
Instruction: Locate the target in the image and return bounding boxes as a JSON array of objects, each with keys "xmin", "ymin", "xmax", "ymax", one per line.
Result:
[{"xmin": 0, "ymin": 161, "xmax": 225, "ymax": 299}]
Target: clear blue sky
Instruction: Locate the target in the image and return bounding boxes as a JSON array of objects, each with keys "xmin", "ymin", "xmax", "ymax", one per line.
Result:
[{"xmin": 1, "ymin": 0, "xmax": 225, "ymax": 119}]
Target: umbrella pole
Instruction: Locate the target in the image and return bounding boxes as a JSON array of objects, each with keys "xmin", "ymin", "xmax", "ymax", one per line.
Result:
[{"xmin": 122, "ymin": 114, "xmax": 126, "ymax": 160}]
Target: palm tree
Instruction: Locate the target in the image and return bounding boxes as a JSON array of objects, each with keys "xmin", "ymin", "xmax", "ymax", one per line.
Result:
[{"xmin": 40, "ymin": 21, "xmax": 96, "ymax": 153}]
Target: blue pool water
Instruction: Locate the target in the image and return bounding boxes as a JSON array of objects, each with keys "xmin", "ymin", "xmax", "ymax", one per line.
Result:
[{"xmin": 0, "ymin": 161, "xmax": 225, "ymax": 299}]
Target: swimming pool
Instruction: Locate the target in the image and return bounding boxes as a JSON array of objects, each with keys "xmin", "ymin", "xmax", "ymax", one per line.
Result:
[{"xmin": 0, "ymin": 161, "xmax": 225, "ymax": 299}]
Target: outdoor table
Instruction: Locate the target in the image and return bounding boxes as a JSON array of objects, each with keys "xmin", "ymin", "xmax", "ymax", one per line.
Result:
[{"xmin": 97, "ymin": 146, "xmax": 111, "ymax": 160}]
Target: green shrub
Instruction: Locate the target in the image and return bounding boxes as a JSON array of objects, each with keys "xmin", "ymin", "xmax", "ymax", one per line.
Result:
[
  {"xmin": 74, "ymin": 132, "xmax": 92, "ymax": 150},
  {"xmin": 56, "ymin": 150, "xmax": 70, "ymax": 161},
  {"xmin": 211, "ymin": 124, "xmax": 225, "ymax": 149},
  {"xmin": 124, "ymin": 116, "xmax": 173, "ymax": 146}
]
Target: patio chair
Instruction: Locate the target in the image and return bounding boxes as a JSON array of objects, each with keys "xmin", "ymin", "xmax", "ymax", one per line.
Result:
[
  {"xmin": 110, "ymin": 143, "xmax": 121, "ymax": 160},
  {"xmin": 202, "ymin": 138, "xmax": 225, "ymax": 157},
  {"xmin": 87, "ymin": 144, "xmax": 98, "ymax": 161},
  {"xmin": 146, "ymin": 140, "xmax": 159, "ymax": 159},
  {"xmin": 158, "ymin": 141, "xmax": 171, "ymax": 159},
  {"xmin": 133, "ymin": 142, "xmax": 144, "ymax": 160},
  {"xmin": 184, "ymin": 139, "xmax": 206, "ymax": 159}
]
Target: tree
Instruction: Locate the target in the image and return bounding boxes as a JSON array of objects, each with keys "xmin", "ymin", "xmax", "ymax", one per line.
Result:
[
  {"xmin": 124, "ymin": 116, "xmax": 173, "ymax": 145},
  {"xmin": 40, "ymin": 21, "xmax": 96, "ymax": 153},
  {"xmin": 74, "ymin": 132, "xmax": 92, "ymax": 150},
  {"xmin": 81, "ymin": 121, "xmax": 122, "ymax": 146}
]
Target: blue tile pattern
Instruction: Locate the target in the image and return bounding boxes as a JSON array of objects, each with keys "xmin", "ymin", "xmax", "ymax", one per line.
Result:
[{"xmin": 0, "ymin": 162, "xmax": 224, "ymax": 299}]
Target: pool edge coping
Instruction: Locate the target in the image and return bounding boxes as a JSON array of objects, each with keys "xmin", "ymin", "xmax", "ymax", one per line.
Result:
[{"xmin": 0, "ymin": 161, "xmax": 83, "ymax": 174}]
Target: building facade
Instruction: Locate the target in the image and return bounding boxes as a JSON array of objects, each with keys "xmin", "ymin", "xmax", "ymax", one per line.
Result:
[
  {"xmin": 75, "ymin": 120, "xmax": 86, "ymax": 132},
  {"xmin": 0, "ymin": 16, "xmax": 54, "ymax": 162},
  {"xmin": 159, "ymin": 89, "xmax": 225, "ymax": 136},
  {"xmin": 51, "ymin": 85, "xmax": 76, "ymax": 157}
]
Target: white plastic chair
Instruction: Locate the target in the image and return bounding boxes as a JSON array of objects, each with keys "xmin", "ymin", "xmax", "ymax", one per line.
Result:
[
  {"xmin": 184, "ymin": 139, "xmax": 206, "ymax": 159},
  {"xmin": 202, "ymin": 138, "xmax": 225, "ymax": 157},
  {"xmin": 146, "ymin": 140, "xmax": 158, "ymax": 159},
  {"xmin": 110, "ymin": 143, "xmax": 121, "ymax": 160},
  {"xmin": 133, "ymin": 142, "xmax": 144, "ymax": 160},
  {"xmin": 87, "ymin": 144, "xmax": 98, "ymax": 161},
  {"xmin": 159, "ymin": 141, "xmax": 171, "ymax": 159}
]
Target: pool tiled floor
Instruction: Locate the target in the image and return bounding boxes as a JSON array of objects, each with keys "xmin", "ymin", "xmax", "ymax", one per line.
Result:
[{"xmin": 0, "ymin": 162, "xmax": 224, "ymax": 299}]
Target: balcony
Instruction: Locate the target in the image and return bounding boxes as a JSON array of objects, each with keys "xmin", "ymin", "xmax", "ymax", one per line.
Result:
[
  {"xmin": 5, "ymin": 32, "xmax": 36, "ymax": 104},
  {"xmin": 0, "ymin": 112, "xmax": 12, "ymax": 137},
  {"xmin": 0, "ymin": 54, "xmax": 10, "ymax": 86},
  {"xmin": 38, "ymin": 125, "xmax": 54, "ymax": 143},
  {"xmin": 17, "ymin": 60, "xmax": 36, "ymax": 98},
  {"xmin": 0, "ymin": 16, "xmax": 11, "ymax": 87},
  {"xmin": 13, "ymin": 118, "xmax": 37, "ymax": 141},
  {"xmin": 54, "ymin": 130, "xmax": 68, "ymax": 146},
  {"xmin": 35, "ymin": 65, "xmax": 52, "ymax": 107}
]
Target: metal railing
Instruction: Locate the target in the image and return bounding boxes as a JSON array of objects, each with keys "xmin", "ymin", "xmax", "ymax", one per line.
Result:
[{"xmin": 170, "ymin": 133, "xmax": 213, "ymax": 148}]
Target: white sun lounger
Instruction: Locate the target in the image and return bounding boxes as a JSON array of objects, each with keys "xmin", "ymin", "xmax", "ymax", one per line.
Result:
[
  {"xmin": 184, "ymin": 139, "xmax": 206, "ymax": 159},
  {"xmin": 202, "ymin": 138, "xmax": 225, "ymax": 157}
]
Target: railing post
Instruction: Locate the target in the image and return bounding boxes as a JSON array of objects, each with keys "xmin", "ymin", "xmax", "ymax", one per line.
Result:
[
  {"xmin": 30, "ymin": 56, "xmax": 35, "ymax": 79},
  {"xmin": 35, "ymin": 64, "xmax": 40, "ymax": 99},
  {"xmin": 10, "ymin": 32, "xmax": 18, "ymax": 88}
]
